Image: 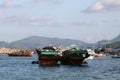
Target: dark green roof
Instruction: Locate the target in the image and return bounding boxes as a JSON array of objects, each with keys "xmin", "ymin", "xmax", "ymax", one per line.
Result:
[{"xmin": 70, "ymin": 50, "xmax": 88, "ymax": 54}]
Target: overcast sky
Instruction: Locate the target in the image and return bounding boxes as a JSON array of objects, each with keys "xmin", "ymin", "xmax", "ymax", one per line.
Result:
[{"xmin": 0, "ymin": 0, "xmax": 120, "ymax": 43}]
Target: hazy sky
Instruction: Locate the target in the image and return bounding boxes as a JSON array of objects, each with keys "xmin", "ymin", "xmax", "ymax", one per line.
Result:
[{"xmin": 0, "ymin": 0, "xmax": 120, "ymax": 43}]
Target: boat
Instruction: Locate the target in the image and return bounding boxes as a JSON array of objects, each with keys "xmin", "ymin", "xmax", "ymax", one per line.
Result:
[
  {"xmin": 111, "ymin": 55, "xmax": 120, "ymax": 58},
  {"xmin": 109, "ymin": 50, "xmax": 120, "ymax": 58},
  {"xmin": 95, "ymin": 53, "xmax": 106, "ymax": 58},
  {"xmin": 36, "ymin": 46, "xmax": 61, "ymax": 66},
  {"xmin": 8, "ymin": 50, "xmax": 33, "ymax": 57},
  {"xmin": 60, "ymin": 49, "xmax": 91, "ymax": 66}
]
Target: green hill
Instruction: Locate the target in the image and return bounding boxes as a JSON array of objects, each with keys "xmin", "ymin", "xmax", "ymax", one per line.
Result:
[
  {"xmin": 108, "ymin": 41, "xmax": 120, "ymax": 49},
  {"xmin": 0, "ymin": 34, "xmax": 120, "ymax": 49}
]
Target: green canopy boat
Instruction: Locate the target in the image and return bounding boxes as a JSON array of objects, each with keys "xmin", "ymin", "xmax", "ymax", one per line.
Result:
[
  {"xmin": 36, "ymin": 46, "xmax": 61, "ymax": 66},
  {"xmin": 60, "ymin": 49, "xmax": 90, "ymax": 65}
]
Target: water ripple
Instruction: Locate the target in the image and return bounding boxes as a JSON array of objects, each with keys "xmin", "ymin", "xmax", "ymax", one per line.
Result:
[{"xmin": 0, "ymin": 54, "xmax": 120, "ymax": 80}]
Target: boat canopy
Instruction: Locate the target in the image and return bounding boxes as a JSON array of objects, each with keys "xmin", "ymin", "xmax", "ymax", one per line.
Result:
[
  {"xmin": 41, "ymin": 51, "xmax": 59, "ymax": 55},
  {"xmin": 70, "ymin": 50, "xmax": 88, "ymax": 54}
]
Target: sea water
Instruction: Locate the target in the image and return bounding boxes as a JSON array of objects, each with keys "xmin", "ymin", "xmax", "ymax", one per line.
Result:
[{"xmin": 0, "ymin": 54, "xmax": 120, "ymax": 80}]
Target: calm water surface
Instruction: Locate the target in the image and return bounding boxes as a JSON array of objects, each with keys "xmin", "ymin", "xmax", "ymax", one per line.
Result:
[{"xmin": 0, "ymin": 54, "xmax": 120, "ymax": 80}]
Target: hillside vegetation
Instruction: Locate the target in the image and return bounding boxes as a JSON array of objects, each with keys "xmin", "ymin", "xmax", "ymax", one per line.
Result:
[{"xmin": 108, "ymin": 41, "xmax": 120, "ymax": 49}]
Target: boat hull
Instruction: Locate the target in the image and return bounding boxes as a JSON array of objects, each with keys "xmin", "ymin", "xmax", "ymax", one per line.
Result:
[
  {"xmin": 60, "ymin": 55, "xmax": 85, "ymax": 65},
  {"xmin": 111, "ymin": 55, "xmax": 120, "ymax": 58},
  {"xmin": 38, "ymin": 55, "xmax": 60, "ymax": 66},
  {"xmin": 36, "ymin": 49, "xmax": 61, "ymax": 66},
  {"xmin": 8, "ymin": 52, "xmax": 32, "ymax": 57}
]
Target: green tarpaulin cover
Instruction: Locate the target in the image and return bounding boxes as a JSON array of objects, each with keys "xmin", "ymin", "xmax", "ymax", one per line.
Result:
[
  {"xmin": 41, "ymin": 51, "xmax": 59, "ymax": 55},
  {"xmin": 70, "ymin": 50, "xmax": 88, "ymax": 54}
]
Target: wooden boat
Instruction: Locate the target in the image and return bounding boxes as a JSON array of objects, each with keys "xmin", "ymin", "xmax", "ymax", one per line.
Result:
[
  {"xmin": 36, "ymin": 46, "xmax": 61, "ymax": 66},
  {"xmin": 60, "ymin": 49, "xmax": 90, "ymax": 66},
  {"xmin": 95, "ymin": 53, "xmax": 106, "ymax": 58},
  {"xmin": 8, "ymin": 50, "xmax": 33, "ymax": 57}
]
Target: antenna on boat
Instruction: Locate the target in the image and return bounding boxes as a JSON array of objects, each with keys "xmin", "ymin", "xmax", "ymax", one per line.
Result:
[{"xmin": 59, "ymin": 41, "xmax": 63, "ymax": 49}]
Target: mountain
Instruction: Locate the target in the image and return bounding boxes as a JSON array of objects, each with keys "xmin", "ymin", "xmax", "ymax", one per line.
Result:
[
  {"xmin": 96, "ymin": 34, "xmax": 120, "ymax": 49},
  {"xmin": 0, "ymin": 34, "xmax": 120, "ymax": 49},
  {"xmin": 108, "ymin": 41, "xmax": 120, "ymax": 49},
  {"xmin": 8, "ymin": 36, "xmax": 91, "ymax": 48},
  {"xmin": 0, "ymin": 41, "xmax": 9, "ymax": 48},
  {"xmin": 111, "ymin": 34, "xmax": 120, "ymax": 42}
]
